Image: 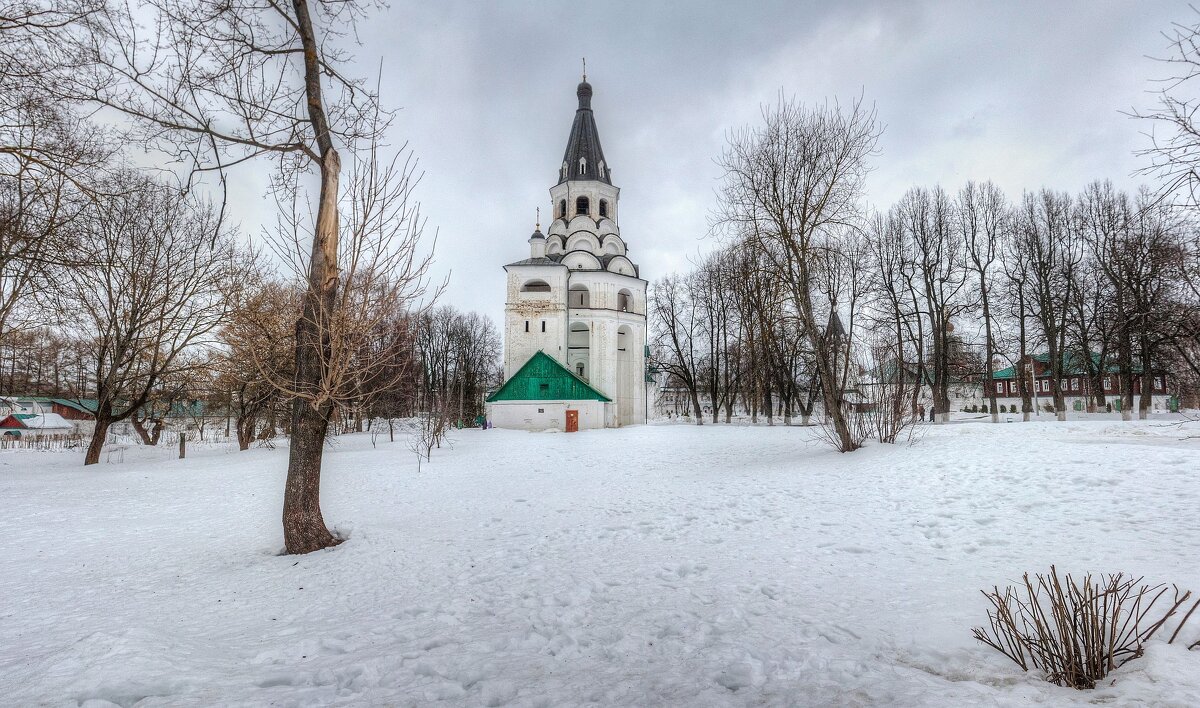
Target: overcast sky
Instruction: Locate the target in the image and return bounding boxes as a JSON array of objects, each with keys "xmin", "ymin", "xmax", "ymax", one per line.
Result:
[{"xmin": 234, "ymin": 1, "xmax": 1187, "ymax": 327}]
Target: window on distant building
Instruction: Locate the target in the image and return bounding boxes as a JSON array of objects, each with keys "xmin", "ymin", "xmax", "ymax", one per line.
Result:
[
  {"xmin": 539, "ymin": 383, "xmax": 549, "ymax": 394},
  {"xmin": 1071, "ymin": 378, "xmax": 1079, "ymax": 391},
  {"xmin": 541, "ymin": 321, "xmax": 546, "ymax": 333},
  {"xmin": 1155, "ymin": 376, "xmax": 1164, "ymax": 390},
  {"xmin": 1103, "ymin": 377, "xmax": 1111, "ymax": 390},
  {"xmin": 995, "ymin": 382, "xmax": 1004, "ymax": 394},
  {"xmin": 525, "ymin": 320, "xmax": 529, "ymax": 333},
  {"xmin": 599, "ymin": 199, "xmax": 608, "ymax": 218},
  {"xmin": 576, "ymin": 196, "xmax": 590, "ymax": 217}
]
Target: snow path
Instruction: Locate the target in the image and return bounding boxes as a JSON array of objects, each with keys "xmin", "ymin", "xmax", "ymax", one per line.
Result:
[{"xmin": 1, "ymin": 419, "xmax": 1198, "ymax": 706}]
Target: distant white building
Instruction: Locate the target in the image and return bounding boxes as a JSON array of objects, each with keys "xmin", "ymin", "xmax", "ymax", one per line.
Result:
[{"xmin": 487, "ymin": 75, "xmax": 648, "ymax": 431}]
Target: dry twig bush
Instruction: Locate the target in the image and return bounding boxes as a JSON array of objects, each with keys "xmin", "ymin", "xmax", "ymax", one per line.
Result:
[{"xmin": 973, "ymin": 566, "xmax": 1199, "ymax": 689}]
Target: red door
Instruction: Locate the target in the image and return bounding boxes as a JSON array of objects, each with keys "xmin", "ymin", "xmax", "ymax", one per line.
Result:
[{"xmin": 565, "ymin": 410, "xmax": 579, "ymax": 433}]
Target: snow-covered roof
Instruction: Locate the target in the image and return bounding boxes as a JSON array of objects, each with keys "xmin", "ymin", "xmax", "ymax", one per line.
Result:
[{"xmin": 10, "ymin": 413, "xmax": 75, "ymax": 430}]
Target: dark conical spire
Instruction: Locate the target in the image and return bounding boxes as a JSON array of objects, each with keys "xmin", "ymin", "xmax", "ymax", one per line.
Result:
[{"xmin": 557, "ymin": 76, "xmax": 611, "ymax": 186}]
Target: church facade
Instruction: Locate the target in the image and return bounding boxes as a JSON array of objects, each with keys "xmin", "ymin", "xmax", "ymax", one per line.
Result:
[{"xmin": 486, "ymin": 77, "xmax": 648, "ymax": 431}]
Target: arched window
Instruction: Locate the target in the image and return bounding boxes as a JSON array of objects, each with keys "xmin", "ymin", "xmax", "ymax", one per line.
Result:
[
  {"xmin": 569, "ymin": 284, "xmax": 590, "ymax": 308},
  {"xmin": 569, "ymin": 322, "xmax": 590, "ymax": 381},
  {"xmin": 575, "ymin": 196, "xmax": 589, "ymax": 217},
  {"xmin": 598, "ymin": 199, "xmax": 608, "ymax": 218},
  {"xmin": 558, "ymin": 199, "xmax": 566, "ymax": 219},
  {"xmin": 617, "ymin": 288, "xmax": 632, "ymax": 313},
  {"xmin": 521, "ymin": 279, "xmax": 551, "ymax": 293}
]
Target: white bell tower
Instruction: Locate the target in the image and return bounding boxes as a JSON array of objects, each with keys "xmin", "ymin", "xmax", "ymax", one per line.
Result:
[{"xmin": 497, "ymin": 74, "xmax": 648, "ymax": 427}]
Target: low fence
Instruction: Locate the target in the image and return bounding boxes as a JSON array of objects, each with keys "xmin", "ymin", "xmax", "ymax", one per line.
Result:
[{"xmin": 0, "ymin": 433, "xmax": 86, "ymax": 451}]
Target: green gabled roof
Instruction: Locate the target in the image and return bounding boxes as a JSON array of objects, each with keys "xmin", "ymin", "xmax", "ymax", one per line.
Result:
[
  {"xmin": 23, "ymin": 397, "xmax": 99, "ymax": 414},
  {"xmin": 487, "ymin": 351, "xmax": 611, "ymax": 403}
]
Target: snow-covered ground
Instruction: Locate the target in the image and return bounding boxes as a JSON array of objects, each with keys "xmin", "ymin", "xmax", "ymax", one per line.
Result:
[{"xmin": 1, "ymin": 416, "xmax": 1198, "ymax": 706}]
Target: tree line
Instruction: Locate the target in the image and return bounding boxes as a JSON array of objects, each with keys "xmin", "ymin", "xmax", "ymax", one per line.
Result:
[
  {"xmin": 0, "ymin": 158, "xmax": 501, "ymax": 454},
  {"xmin": 653, "ymin": 98, "xmax": 1200, "ymax": 450}
]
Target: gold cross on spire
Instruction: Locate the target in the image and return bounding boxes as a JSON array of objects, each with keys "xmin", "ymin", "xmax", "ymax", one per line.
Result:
[
  {"xmin": 582, "ymin": 57, "xmax": 587, "ymax": 82},
  {"xmin": 536, "ymin": 206, "xmax": 540, "ymax": 231}
]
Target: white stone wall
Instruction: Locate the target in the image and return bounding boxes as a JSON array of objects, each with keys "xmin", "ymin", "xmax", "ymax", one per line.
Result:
[
  {"xmin": 504, "ymin": 266, "xmax": 568, "ymax": 380},
  {"xmin": 486, "ymin": 400, "xmax": 608, "ymax": 431}
]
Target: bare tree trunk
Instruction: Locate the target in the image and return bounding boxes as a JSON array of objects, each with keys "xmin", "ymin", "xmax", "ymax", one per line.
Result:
[
  {"xmin": 689, "ymin": 389, "xmax": 704, "ymax": 425},
  {"xmin": 132, "ymin": 417, "xmax": 154, "ymax": 446},
  {"xmin": 282, "ymin": 155, "xmax": 341, "ymax": 552},
  {"xmin": 1118, "ymin": 329, "xmax": 1134, "ymax": 421},
  {"xmin": 236, "ymin": 413, "xmax": 256, "ymax": 451},
  {"xmin": 279, "ymin": 0, "xmax": 347, "ymax": 554},
  {"xmin": 1139, "ymin": 336, "xmax": 1153, "ymax": 419},
  {"xmin": 84, "ymin": 418, "xmax": 111, "ymax": 465}
]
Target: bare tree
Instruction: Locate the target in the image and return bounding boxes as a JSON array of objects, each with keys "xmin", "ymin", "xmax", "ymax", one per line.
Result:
[
  {"xmin": 46, "ymin": 0, "xmax": 399, "ymax": 552},
  {"xmin": 897, "ymin": 186, "xmax": 973, "ymax": 423},
  {"xmin": 0, "ymin": 97, "xmax": 107, "ymax": 342},
  {"xmin": 219, "ymin": 276, "xmax": 297, "ymax": 450},
  {"xmin": 411, "ymin": 305, "xmax": 499, "ymax": 430},
  {"xmin": 54, "ymin": 172, "xmax": 231, "ymax": 464},
  {"xmin": 1013, "ymin": 189, "xmax": 1081, "ymax": 421},
  {"xmin": 651, "ymin": 273, "xmax": 705, "ymax": 423},
  {"xmin": 694, "ymin": 251, "xmax": 740, "ymax": 423},
  {"xmin": 1076, "ymin": 181, "xmax": 1130, "ymax": 413},
  {"xmin": 718, "ymin": 95, "xmax": 881, "ymax": 451},
  {"xmin": 1131, "ymin": 7, "xmax": 1200, "ymax": 208},
  {"xmin": 959, "ymin": 181, "xmax": 1008, "ymax": 422}
]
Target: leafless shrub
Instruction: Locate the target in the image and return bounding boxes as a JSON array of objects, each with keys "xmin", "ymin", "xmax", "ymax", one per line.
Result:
[
  {"xmin": 860, "ymin": 381, "xmax": 919, "ymax": 445},
  {"xmin": 973, "ymin": 566, "xmax": 1199, "ymax": 689},
  {"xmin": 407, "ymin": 405, "xmax": 450, "ymax": 471},
  {"xmin": 815, "ymin": 400, "xmax": 868, "ymax": 453}
]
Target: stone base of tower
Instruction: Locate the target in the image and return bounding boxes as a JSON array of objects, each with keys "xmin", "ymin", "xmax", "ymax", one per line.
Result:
[{"xmin": 487, "ymin": 400, "xmax": 611, "ymax": 432}]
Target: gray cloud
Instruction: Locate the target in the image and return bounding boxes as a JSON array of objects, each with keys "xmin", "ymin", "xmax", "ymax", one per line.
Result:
[{"xmin": 225, "ymin": 1, "xmax": 1184, "ymax": 327}]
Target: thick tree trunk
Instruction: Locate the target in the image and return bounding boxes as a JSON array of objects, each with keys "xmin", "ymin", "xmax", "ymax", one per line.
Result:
[
  {"xmin": 807, "ymin": 328, "xmax": 856, "ymax": 450},
  {"xmin": 1138, "ymin": 338, "xmax": 1153, "ymax": 419},
  {"xmin": 236, "ymin": 413, "xmax": 256, "ymax": 451},
  {"xmin": 1117, "ymin": 331, "xmax": 1134, "ymax": 421},
  {"xmin": 980, "ymin": 275, "xmax": 999, "ymax": 424},
  {"xmin": 688, "ymin": 387, "xmax": 704, "ymax": 425},
  {"xmin": 84, "ymin": 417, "xmax": 112, "ymax": 466},
  {"xmin": 132, "ymin": 417, "xmax": 154, "ymax": 446},
  {"xmin": 1089, "ymin": 371, "xmax": 1106, "ymax": 412},
  {"xmin": 282, "ymin": 143, "xmax": 342, "ymax": 554}
]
